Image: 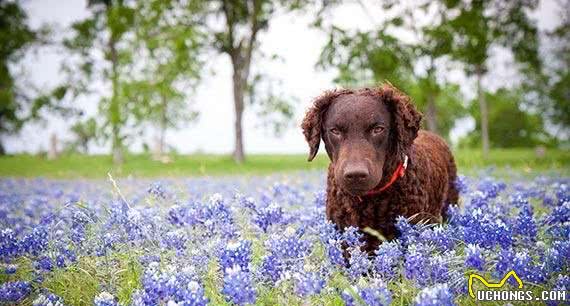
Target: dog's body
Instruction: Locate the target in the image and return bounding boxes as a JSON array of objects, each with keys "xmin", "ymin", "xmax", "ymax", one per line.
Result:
[
  {"xmin": 326, "ymin": 130, "xmax": 458, "ymax": 251},
  {"xmin": 302, "ymin": 85, "xmax": 459, "ymax": 252}
]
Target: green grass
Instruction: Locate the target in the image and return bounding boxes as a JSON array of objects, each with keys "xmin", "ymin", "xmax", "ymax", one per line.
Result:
[{"xmin": 0, "ymin": 148, "xmax": 568, "ymax": 178}]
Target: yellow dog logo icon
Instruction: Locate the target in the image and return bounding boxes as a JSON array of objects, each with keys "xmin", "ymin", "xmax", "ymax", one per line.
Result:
[{"xmin": 468, "ymin": 270, "xmax": 524, "ymax": 298}]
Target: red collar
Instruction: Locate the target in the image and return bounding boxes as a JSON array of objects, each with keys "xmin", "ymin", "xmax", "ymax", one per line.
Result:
[{"xmin": 363, "ymin": 155, "xmax": 408, "ymax": 197}]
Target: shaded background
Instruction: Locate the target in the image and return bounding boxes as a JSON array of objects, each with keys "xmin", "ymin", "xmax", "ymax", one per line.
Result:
[{"xmin": 1, "ymin": 0, "xmax": 568, "ymax": 172}]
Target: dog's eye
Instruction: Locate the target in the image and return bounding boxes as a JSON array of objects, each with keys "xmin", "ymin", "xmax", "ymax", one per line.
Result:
[
  {"xmin": 330, "ymin": 128, "xmax": 341, "ymax": 136},
  {"xmin": 372, "ymin": 125, "xmax": 385, "ymax": 134}
]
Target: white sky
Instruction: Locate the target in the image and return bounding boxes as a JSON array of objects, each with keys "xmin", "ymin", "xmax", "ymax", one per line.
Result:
[{"xmin": 5, "ymin": 0, "xmax": 563, "ymax": 155}]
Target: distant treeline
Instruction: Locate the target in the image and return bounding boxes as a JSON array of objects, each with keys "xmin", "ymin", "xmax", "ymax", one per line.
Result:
[{"xmin": 1, "ymin": 0, "xmax": 568, "ymax": 163}]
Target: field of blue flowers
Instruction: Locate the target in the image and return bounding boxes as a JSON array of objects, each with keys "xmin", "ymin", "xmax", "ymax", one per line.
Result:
[{"xmin": 0, "ymin": 170, "xmax": 568, "ymax": 306}]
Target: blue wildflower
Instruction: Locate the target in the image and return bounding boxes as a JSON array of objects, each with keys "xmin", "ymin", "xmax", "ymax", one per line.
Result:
[
  {"xmin": 373, "ymin": 241, "xmax": 403, "ymax": 280},
  {"xmin": 0, "ymin": 281, "xmax": 31, "ymax": 303},
  {"xmin": 413, "ymin": 283, "xmax": 456, "ymax": 306},
  {"xmin": 222, "ymin": 265, "xmax": 256, "ymax": 306},
  {"xmin": 94, "ymin": 292, "xmax": 118, "ymax": 306},
  {"xmin": 341, "ymin": 280, "xmax": 392, "ymax": 306},
  {"xmin": 0, "ymin": 228, "xmax": 19, "ymax": 259},
  {"xmin": 347, "ymin": 248, "xmax": 371, "ymax": 280},
  {"xmin": 220, "ymin": 240, "xmax": 252, "ymax": 272},
  {"xmin": 253, "ymin": 204, "xmax": 283, "ymax": 232},
  {"xmin": 32, "ymin": 292, "xmax": 64, "ymax": 306},
  {"xmin": 465, "ymin": 244, "xmax": 485, "ymax": 271},
  {"xmin": 294, "ymin": 272, "xmax": 325, "ymax": 297},
  {"xmin": 147, "ymin": 182, "xmax": 167, "ymax": 199}
]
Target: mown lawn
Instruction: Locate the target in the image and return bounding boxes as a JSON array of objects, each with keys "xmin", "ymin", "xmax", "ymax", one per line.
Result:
[{"xmin": 0, "ymin": 148, "xmax": 568, "ymax": 178}]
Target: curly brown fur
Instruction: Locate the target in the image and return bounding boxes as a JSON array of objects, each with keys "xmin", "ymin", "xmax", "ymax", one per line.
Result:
[{"xmin": 302, "ymin": 84, "xmax": 459, "ymax": 253}]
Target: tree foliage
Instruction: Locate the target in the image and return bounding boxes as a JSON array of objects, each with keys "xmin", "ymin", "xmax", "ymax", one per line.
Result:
[
  {"xmin": 202, "ymin": 0, "xmax": 330, "ymax": 162},
  {"xmin": 0, "ymin": 1, "xmax": 38, "ymax": 154},
  {"xmin": 459, "ymin": 88, "xmax": 555, "ymax": 148},
  {"xmin": 317, "ymin": 1, "xmax": 466, "ymax": 139}
]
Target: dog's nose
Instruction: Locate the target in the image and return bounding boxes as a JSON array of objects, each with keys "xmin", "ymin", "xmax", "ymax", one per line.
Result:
[{"xmin": 344, "ymin": 165, "xmax": 369, "ymax": 181}]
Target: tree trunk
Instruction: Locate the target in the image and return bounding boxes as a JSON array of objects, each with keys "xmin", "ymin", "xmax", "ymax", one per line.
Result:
[
  {"xmin": 0, "ymin": 139, "xmax": 5, "ymax": 156},
  {"xmin": 48, "ymin": 133, "xmax": 58, "ymax": 160},
  {"xmin": 425, "ymin": 92, "xmax": 438, "ymax": 133},
  {"xmin": 108, "ymin": 22, "xmax": 123, "ymax": 165},
  {"xmin": 476, "ymin": 66, "xmax": 490, "ymax": 158},
  {"xmin": 222, "ymin": 0, "xmax": 260, "ymax": 164},
  {"xmin": 159, "ymin": 95, "xmax": 168, "ymax": 157},
  {"xmin": 232, "ymin": 66, "xmax": 245, "ymax": 163}
]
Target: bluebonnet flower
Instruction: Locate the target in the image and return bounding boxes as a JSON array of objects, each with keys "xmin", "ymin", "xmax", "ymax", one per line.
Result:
[
  {"xmin": 341, "ymin": 288, "xmax": 357, "ymax": 306},
  {"xmin": 235, "ymin": 194, "xmax": 257, "ymax": 211},
  {"xmin": 0, "ymin": 281, "xmax": 31, "ymax": 303},
  {"xmin": 494, "ymin": 248, "xmax": 514, "ymax": 276},
  {"xmin": 94, "ymin": 292, "xmax": 118, "ymax": 306},
  {"xmin": 0, "ymin": 228, "xmax": 19, "ymax": 259},
  {"xmin": 343, "ymin": 226, "xmax": 364, "ymax": 249},
  {"xmin": 476, "ymin": 178, "xmax": 505, "ymax": 199},
  {"xmin": 265, "ymin": 235, "xmax": 310, "ymax": 260},
  {"xmin": 510, "ymin": 192, "xmax": 530, "ymax": 208},
  {"xmin": 546, "ymin": 201, "xmax": 570, "ymax": 224},
  {"xmin": 167, "ymin": 205, "xmax": 189, "ymax": 226},
  {"xmin": 313, "ymin": 190, "xmax": 326, "ymax": 207},
  {"xmin": 259, "ymin": 253, "xmax": 283, "ymax": 283},
  {"xmin": 220, "ymin": 239, "xmax": 252, "ymax": 272},
  {"xmin": 253, "ymin": 204, "xmax": 283, "ymax": 232},
  {"xmin": 5, "ymin": 264, "xmax": 17, "ymax": 274},
  {"xmin": 135, "ymin": 264, "xmax": 209, "ymax": 306},
  {"xmin": 347, "ymin": 248, "xmax": 371, "ymax": 280},
  {"xmin": 373, "ymin": 241, "xmax": 403, "ymax": 280},
  {"xmin": 464, "ymin": 244, "xmax": 485, "ymax": 271},
  {"xmin": 222, "ymin": 265, "xmax": 256, "ymax": 305},
  {"xmin": 32, "ymin": 292, "xmax": 64, "ymax": 306},
  {"xmin": 147, "ymin": 182, "xmax": 167, "ymax": 199},
  {"xmin": 419, "ymin": 226, "xmax": 455, "ymax": 251},
  {"xmin": 458, "ymin": 208, "xmax": 513, "ymax": 248},
  {"xmin": 20, "ymin": 226, "xmax": 49, "ymax": 255},
  {"xmin": 161, "ymin": 230, "xmax": 188, "ymax": 254},
  {"xmin": 341, "ymin": 280, "xmax": 392, "ymax": 306},
  {"xmin": 325, "ymin": 240, "xmax": 345, "ymax": 268},
  {"xmin": 468, "ymin": 191, "xmax": 490, "ymax": 209},
  {"xmin": 454, "ymin": 175, "xmax": 469, "ymax": 194},
  {"xmin": 513, "ymin": 203, "xmax": 537, "ymax": 240},
  {"xmin": 358, "ymin": 281, "xmax": 392, "ymax": 306},
  {"xmin": 512, "ymin": 252, "xmax": 547, "ymax": 283},
  {"xmin": 429, "ymin": 255, "xmax": 451, "ymax": 284},
  {"xmin": 36, "ymin": 255, "xmax": 54, "ymax": 271},
  {"xmin": 258, "ymin": 233, "xmax": 311, "ymax": 282},
  {"xmin": 294, "ymin": 272, "xmax": 325, "ymax": 297},
  {"xmin": 70, "ymin": 209, "xmax": 90, "ymax": 243},
  {"xmin": 555, "ymin": 184, "xmax": 569, "ymax": 205},
  {"xmin": 396, "ymin": 216, "xmax": 419, "ymax": 246},
  {"xmin": 404, "ymin": 244, "xmax": 430, "ymax": 284},
  {"xmin": 553, "ymin": 274, "xmax": 569, "ymax": 291},
  {"xmin": 413, "ymin": 284, "xmax": 455, "ymax": 306}
]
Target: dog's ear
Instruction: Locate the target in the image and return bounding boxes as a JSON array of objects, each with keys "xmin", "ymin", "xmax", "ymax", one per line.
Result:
[
  {"xmin": 301, "ymin": 89, "xmax": 346, "ymax": 161},
  {"xmin": 381, "ymin": 84, "xmax": 422, "ymax": 155}
]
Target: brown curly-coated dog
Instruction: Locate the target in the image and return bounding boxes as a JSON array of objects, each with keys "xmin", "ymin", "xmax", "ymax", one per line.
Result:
[{"xmin": 302, "ymin": 84, "xmax": 459, "ymax": 252}]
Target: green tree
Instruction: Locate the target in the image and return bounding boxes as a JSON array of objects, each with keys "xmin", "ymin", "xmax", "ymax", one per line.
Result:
[
  {"xmin": 61, "ymin": 0, "xmax": 136, "ymax": 164},
  {"xmin": 125, "ymin": 0, "xmax": 204, "ymax": 157},
  {"xmin": 67, "ymin": 118, "xmax": 98, "ymax": 153},
  {"xmin": 442, "ymin": 0, "xmax": 542, "ymax": 156},
  {"xmin": 460, "ymin": 88, "xmax": 553, "ymax": 148},
  {"xmin": 202, "ymin": 0, "xmax": 328, "ymax": 163},
  {"xmin": 317, "ymin": 1, "xmax": 465, "ymax": 139},
  {"xmin": 0, "ymin": 1, "xmax": 37, "ymax": 154},
  {"xmin": 540, "ymin": 0, "xmax": 569, "ymax": 139}
]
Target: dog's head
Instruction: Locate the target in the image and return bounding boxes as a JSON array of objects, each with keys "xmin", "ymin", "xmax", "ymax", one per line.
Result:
[{"xmin": 302, "ymin": 84, "xmax": 422, "ymax": 196}]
